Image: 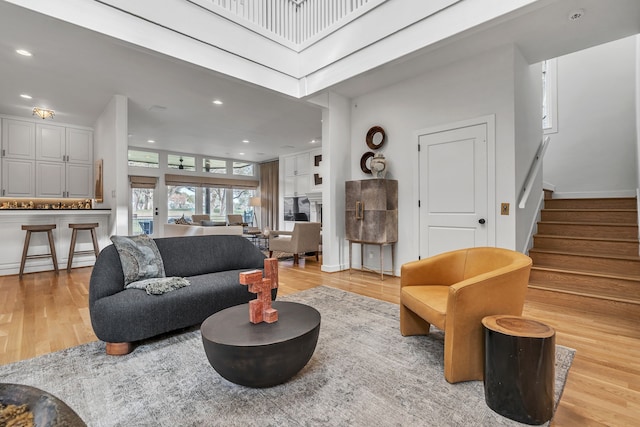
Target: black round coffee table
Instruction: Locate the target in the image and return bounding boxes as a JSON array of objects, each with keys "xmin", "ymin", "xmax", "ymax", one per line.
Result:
[{"xmin": 201, "ymin": 301, "xmax": 321, "ymax": 388}]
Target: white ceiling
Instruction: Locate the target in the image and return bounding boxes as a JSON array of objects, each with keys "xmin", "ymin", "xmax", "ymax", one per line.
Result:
[
  {"xmin": 1, "ymin": 0, "xmax": 639, "ymax": 163},
  {"xmin": 0, "ymin": 1, "xmax": 323, "ymax": 162}
]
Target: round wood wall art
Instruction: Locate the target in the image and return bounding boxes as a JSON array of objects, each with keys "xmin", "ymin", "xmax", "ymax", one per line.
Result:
[
  {"xmin": 366, "ymin": 126, "xmax": 386, "ymax": 149},
  {"xmin": 360, "ymin": 152, "xmax": 374, "ymax": 174}
]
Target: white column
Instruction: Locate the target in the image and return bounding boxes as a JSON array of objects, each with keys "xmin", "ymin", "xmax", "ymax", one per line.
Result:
[{"xmin": 316, "ymin": 92, "xmax": 351, "ymax": 272}]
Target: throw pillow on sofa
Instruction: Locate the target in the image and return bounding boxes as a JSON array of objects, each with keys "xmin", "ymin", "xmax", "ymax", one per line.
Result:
[
  {"xmin": 111, "ymin": 234, "xmax": 165, "ymax": 286},
  {"xmin": 125, "ymin": 277, "xmax": 191, "ymax": 295},
  {"xmin": 174, "ymin": 215, "xmax": 190, "ymax": 225}
]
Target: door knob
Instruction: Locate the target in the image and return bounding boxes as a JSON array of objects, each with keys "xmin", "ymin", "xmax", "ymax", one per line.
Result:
[{"xmin": 478, "ymin": 218, "xmax": 486, "ymax": 224}]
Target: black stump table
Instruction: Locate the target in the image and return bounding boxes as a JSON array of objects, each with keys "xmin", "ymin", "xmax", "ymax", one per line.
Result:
[
  {"xmin": 201, "ymin": 301, "xmax": 321, "ymax": 388},
  {"xmin": 482, "ymin": 315, "xmax": 556, "ymax": 425}
]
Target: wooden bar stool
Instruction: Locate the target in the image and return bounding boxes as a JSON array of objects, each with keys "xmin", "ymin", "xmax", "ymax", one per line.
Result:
[
  {"xmin": 19, "ymin": 224, "xmax": 59, "ymax": 279},
  {"xmin": 67, "ymin": 223, "xmax": 100, "ymax": 272}
]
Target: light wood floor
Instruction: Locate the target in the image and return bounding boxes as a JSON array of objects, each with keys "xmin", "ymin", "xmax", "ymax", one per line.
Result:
[{"xmin": 1, "ymin": 257, "xmax": 638, "ymax": 426}]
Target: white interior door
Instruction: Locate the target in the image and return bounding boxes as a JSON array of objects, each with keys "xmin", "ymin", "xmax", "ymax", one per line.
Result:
[{"xmin": 419, "ymin": 124, "xmax": 488, "ymax": 257}]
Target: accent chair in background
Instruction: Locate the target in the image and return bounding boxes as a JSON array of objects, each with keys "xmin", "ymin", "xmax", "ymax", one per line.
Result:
[
  {"xmin": 400, "ymin": 247, "xmax": 532, "ymax": 383},
  {"xmin": 269, "ymin": 222, "xmax": 322, "ymax": 265}
]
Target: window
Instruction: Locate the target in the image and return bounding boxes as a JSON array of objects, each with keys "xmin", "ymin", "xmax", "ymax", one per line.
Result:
[
  {"xmin": 542, "ymin": 59, "xmax": 558, "ymax": 134},
  {"xmin": 167, "ymin": 185, "xmax": 195, "ymax": 222},
  {"xmin": 168, "ymin": 154, "xmax": 196, "ymax": 171},
  {"xmin": 233, "ymin": 188, "xmax": 257, "ymax": 224},
  {"xmin": 128, "ymin": 150, "xmax": 159, "ymax": 168},
  {"xmin": 203, "ymin": 158, "xmax": 227, "ymax": 174},
  {"xmin": 131, "ymin": 188, "xmax": 154, "ymax": 235},
  {"xmin": 202, "ymin": 187, "xmax": 228, "ymax": 222},
  {"xmin": 233, "ymin": 161, "xmax": 254, "ymax": 176}
]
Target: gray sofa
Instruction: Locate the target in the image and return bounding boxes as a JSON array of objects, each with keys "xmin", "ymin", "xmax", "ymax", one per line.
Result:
[{"xmin": 89, "ymin": 234, "xmax": 276, "ymax": 355}]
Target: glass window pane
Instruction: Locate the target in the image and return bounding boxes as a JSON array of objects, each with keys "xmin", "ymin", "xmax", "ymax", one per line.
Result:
[
  {"xmin": 233, "ymin": 188, "xmax": 256, "ymax": 225},
  {"xmin": 232, "ymin": 161, "xmax": 254, "ymax": 176},
  {"xmin": 128, "ymin": 149, "xmax": 159, "ymax": 168},
  {"xmin": 167, "ymin": 185, "xmax": 196, "ymax": 222},
  {"xmin": 168, "ymin": 154, "xmax": 196, "ymax": 171},
  {"xmin": 202, "ymin": 187, "xmax": 228, "ymax": 222},
  {"xmin": 131, "ymin": 188, "xmax": 154, "ymax": 235},
  {"xmin": 203, "ymin": 158, "xmax": 227, "ymax": 174}
]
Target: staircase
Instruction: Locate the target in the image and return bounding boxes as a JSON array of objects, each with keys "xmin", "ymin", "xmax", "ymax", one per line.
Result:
[{"xmin": 527, "ymin": 193, "xmax": 640, "ymax": 317}]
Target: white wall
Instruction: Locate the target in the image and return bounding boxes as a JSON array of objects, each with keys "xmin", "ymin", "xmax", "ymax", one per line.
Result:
[
  {"xmin": 349, "ymin": 45, "xmax": 523, "ymax": 273},
  {"xmin": 93, "ymin": 94, "xmax": 129, "ymax": 236},
  {"xmin": 544, "ymin": 36, "xmax": 638, "ymax": 198},
  {"xmin": 514, "ymin": 50, "xmax": 544, "ymax": 252}
]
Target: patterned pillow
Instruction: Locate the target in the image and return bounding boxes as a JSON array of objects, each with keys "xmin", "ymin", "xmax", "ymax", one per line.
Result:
[
  {"xmin": 110, "ymin": 235, "xmax": 166, "ymax": 286},
  {"xmin": 174, "ymin": 215, "xmax": 190, "ymax": 225}
]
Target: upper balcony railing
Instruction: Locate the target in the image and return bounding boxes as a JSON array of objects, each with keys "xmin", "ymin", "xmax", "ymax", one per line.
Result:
[{"xmin": 188, "ymin": 0, "xmax": 385, "ymax": 50}]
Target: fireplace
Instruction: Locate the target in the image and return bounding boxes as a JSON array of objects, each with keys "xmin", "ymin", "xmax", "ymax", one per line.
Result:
[{"xmin": 305, "ymin": 191, "xmax": 323, "ymax": 224}]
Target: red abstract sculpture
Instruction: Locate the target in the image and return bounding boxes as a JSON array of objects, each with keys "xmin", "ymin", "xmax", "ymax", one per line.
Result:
[{"xmin": 239, "ymin": 258, "xmax": 279, "ymax": 324}]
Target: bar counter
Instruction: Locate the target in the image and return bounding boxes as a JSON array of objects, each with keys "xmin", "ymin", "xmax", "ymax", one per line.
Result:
[{"xmin": 0, "ymin": 209, "xmax": 112, "ymax": 277}]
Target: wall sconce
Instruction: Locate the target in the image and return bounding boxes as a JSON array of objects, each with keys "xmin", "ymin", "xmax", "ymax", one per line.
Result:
[{"xmin": 32, "ymin": 107, "xmax": 55, "ymax": 120}]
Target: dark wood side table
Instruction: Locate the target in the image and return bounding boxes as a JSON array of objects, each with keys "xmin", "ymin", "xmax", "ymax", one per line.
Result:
[
  {"xmin": 201, "ymin": 301, "xmax": 321, "ymax": 388},
  {"xmin": 482, "ymin": 315, "xmax": 556, "ymax": 425}
]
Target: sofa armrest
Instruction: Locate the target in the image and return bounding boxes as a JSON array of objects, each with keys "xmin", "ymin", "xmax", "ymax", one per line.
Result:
[{"xmin": 89, "ymin": 245, "xmax": 126, "ymax": 308}]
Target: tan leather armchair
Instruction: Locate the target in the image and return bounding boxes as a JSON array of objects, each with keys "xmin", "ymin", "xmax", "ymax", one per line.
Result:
[
  {"xmin": 400, "ymin": 247, "xmax": 532, "ymax": 383},
  {"xmin": 269, "ymin": 222, "xmax": 322, "ymax": 265}
]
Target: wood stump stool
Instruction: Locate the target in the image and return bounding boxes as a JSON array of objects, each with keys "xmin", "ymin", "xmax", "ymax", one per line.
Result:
[
  {"xmin": 482, "ymin": 315, "xmax": 556, "ymax": 425},
  {"xmin": 67, "ymin": 223, "xmax": 100, "ymax": 272},
  {"xmin": 19, "ymin": 224, "xmax": 59, "ymax": 279}
]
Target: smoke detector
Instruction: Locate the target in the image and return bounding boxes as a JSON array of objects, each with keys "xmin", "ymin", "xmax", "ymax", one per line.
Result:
[{"xmin": 568, "ymin": 9, "xmax": 585, "ymax": 21}]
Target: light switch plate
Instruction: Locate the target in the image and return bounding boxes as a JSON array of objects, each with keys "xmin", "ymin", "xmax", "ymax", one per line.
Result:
[{"xmin": 501, "ymin": 203, "xmax": 510, "ymax": 215}]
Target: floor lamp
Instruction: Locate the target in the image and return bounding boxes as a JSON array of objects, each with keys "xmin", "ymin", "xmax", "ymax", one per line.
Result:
[{"xmin": 249, "ymin": 197, "xmax": 261, "ymax": 228}]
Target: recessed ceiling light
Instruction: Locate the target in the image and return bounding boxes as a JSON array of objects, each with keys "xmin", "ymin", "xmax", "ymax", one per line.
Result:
[
  {"xmin": 239, "ymin": 152, "xmax": 245, "ymax": 156},
  {"xmin": 16, "ymin": 49, "xmax": 32, "ymax": 57},
  {"xmin": 213, "ymin": 100, "xmax": 223, "ymax": 105},
  {"xmin": 242, "ymin": 140, "xmax": 250, "ymax": 143},
  {"xmin": 568, "ymin": 9, "xmax": 585, "ymax": 21},
  {"xmin": 147, "ymin": 139, "xmax": 155, "ymax": 143},
  {"xmin": 20, "ymin": 94, "xmax": 32, "ymax": 99}
]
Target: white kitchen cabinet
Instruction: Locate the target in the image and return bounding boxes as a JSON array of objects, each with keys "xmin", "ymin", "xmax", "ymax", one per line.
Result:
[
  {"xmin": 2, "ymin": 116, "xmax": 93, "ymax": 198},
  {"xmin": 36, "ymin": 125, "xmax": 93, "ymax": 165},
  {"xmin": 36, "ymin": 124, "xmax": 66, "ymax": 161},
  {"xmin": 284, "ymin": 174, "xmax": 310, "ymax": 197},
  {"xmin": 66, "ymin": 163, "xmax": 92, "ymax": 198},
  {"xmin": 2, "ymin": 119, "xmax": 35, "ymax": 160},
  {"xmin": 66, "ymin": 128, "xmax": 93, "ymax": 164},
  {"xmin": 36, "ymin": 161, "xmax": 92, "ymax": 198},
  {"xmin": 283, "ymin": 152, "xmax": 311, "ymax": 197},
  {"xmin": 2, "ymin": 158, "xmax": 35, "ymax": 197},
  {"xmin": 283, "ymin": 152, "xmax": 310, "ymax": 177}
]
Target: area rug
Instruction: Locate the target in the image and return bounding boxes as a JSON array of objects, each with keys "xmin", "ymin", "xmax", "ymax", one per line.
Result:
[{"xmin": 0, "ymin": 286, "xmax": 574, "ymax": 426}]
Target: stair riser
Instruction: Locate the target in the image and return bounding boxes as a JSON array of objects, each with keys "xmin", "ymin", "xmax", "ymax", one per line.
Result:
[
  {"xmin": 532, "ymin": 236, "xmax": 639, "ymax": 256},
  {"xmin": 526, "ymin": 288, "xmax": 640, "ymax": 318},
  {"xmin": 537, "ymin": 223, "xmax": 638, "ymax": 239},
  {"xmin": 544, "ymin": 198, "xmax": 637, "ymax": 209},
  {"xmin": 530, "ymin": 251, "xmax": 640, "ymax": 275},
  {"xmin": 541, "ymin": 210, "xmax": 637, "ymax": 224},
  {"xmin": 529, "ymin": 269, "xmax": 640, "ymax": 301}
]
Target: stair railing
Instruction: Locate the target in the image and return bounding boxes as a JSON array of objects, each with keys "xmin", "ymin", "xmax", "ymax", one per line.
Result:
[{"xmin": 519, "ymin": 136, "xmax": 551, "ymax": 209}]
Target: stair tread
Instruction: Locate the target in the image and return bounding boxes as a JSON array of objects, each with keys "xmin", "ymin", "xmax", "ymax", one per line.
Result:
[
  {"xmin": 538, "ymin": 220, "xmax": 637, "ymax": 227},
  {"xmin": 529, "ymin": 248, "xmax": 640, "ymax": 261},
  {"xmin": 542, "ymin": 208, "xmax": 637, "ymax": 212},
  {"xmin": 531, "ymin": 265, "xmax": 640, "ymax": 281},
  {"xmin": 534, "ymin": 234, "xmax": 639, "ymax": 243},
  {"xmin": 527, "ymin": 283, "xmax": 640, "ymax": 305}
]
